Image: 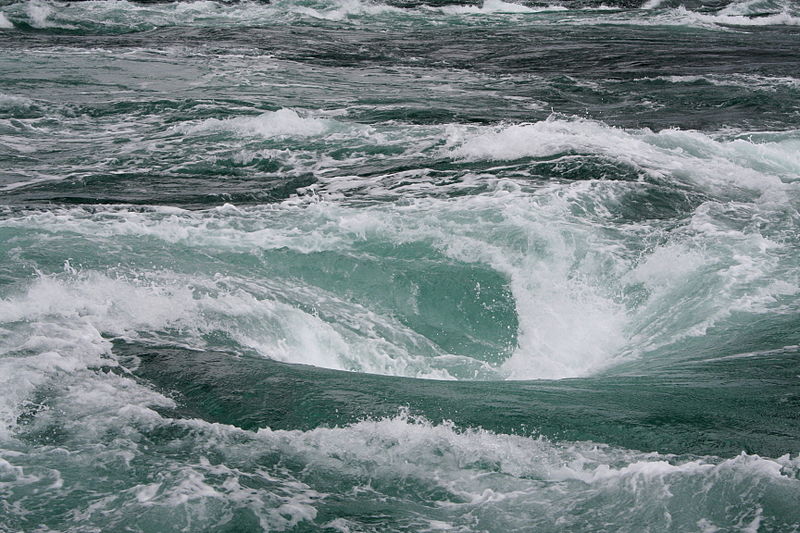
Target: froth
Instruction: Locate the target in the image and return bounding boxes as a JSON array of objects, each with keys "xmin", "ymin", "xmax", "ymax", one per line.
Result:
[
  {"xmin": 25, "ymin": 0, "xmax": 52, "ymax": 28},
  {"xmin": 4, "ymin": 0, "xmax": 799, "ymax": 33},
  {"xmin": 0, "ymin": 12, "xmax": 13, "ymax": 29},
  {"xmin": 88, "ymin": 410, "xmax": 800, "ymax": 530},
  {"xmin": 652, "ymin": 73, "xmax": 800, "ymax": 92},
  {"xmin": 4, "ymin": 154, "xmax": 793, "ymax": 381},
  {"xmin": 246, "ymin": 414, "xmax": 800, "ymax": 531},
  {"xmin": 6, "ymin": 406, "xmax": 798, "ymax": 531},
  {"xmin": 182, "ymin": 108, "xmax": 331, "ymax": 139},
  {"xmin": 290, "ymin": 0, "xmax": 404, "ymax": 21},
  {"xmin": 437, "ymin": 0, "xmax": 566, "ymax": 15},
  {"xmin": 656, "ymin": 4, "xmax": 800, "ymax": 28},
  {"xmin": 0, "ymin": 197, "xmax": 628, "ymax": 381},
  {"xmin": 447, "ymin": 117, "xmax": 796, "ymax": 203},
  {"xmin": 0, "ymin": 262, "xmax": 472, "ymax": 381}
]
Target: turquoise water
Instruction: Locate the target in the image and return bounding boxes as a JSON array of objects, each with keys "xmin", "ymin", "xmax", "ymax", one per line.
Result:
[{"xmin": 1, "ymin": 0, "xmax": 799, "ymax": 531}]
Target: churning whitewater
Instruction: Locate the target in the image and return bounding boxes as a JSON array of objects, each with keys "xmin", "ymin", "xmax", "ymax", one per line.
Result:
[{"xmin": 1, "ymin": 0, "xmax": 799, "ymax": 531}]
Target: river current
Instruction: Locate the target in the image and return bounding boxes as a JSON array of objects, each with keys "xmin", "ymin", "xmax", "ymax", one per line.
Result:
[{"xmin": 1, "ymin": 0, "xmax": 799, "ymax": 531}]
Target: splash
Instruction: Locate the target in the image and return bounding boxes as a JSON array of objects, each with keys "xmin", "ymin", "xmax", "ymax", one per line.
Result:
[{"xmin": 181, "ymin": 108, "xmax": 333, "ymax": 138}]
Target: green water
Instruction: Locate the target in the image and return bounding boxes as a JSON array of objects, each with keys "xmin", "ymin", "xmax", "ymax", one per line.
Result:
[{"xmin": 1, "ymin": 0, "xmax": 799, "ymax": 531}]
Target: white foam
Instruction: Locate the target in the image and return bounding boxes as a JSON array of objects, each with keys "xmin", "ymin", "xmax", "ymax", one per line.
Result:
[
  {"xmin": 339, "ymin": 191, "xmax": 631, "ymax": 379},
  {"xmin": 5, "ymin": 398, "xmax": 798, "ymax": 531},
  {"xmin": 717, "ymin": 0, "xmax": 800, "ymax": 19},
  {"xmin": 183, "ymin": 108, "xmax": 331, "ymax": 139},
  {"xmin": 172, "ymin": 409, "xmax": 798, "ymax": 492},
  {"xmin": 289, "ymin": 0, "xmax": 404, "ymax": 21},
  {"xmin": 550, "ymin": 0, "xmax": 800, "ymax": 30},
  {"xmin": 648, "ymin": 4, "xmax": 800, "ymax": 28},
  {"xmin": 224, "ymin": 413, "xmax": 800, "ymax": 530},
  {"xmin": 3, "ymin": 0, "xmax": 798, "ymax": 32},
  {"xmin": 0, "ymin": 92, "xmax": 33, "ymax": 108},
  {"xmin": 9, "ymin": 0, "xmax": 407, "ymax": 31},
  {"xmin": 0, "ymin": 270, "xmax": 192, "ymax": 439},
  {"xmin": 0, "ymin": 12, "xmax": 13, "ymax": 29},
  {"xmin": 5, "ymin": 185, "xmax": 635, "ymax": 380},
  {"xmin": 623, "ymin": 197, "xmax": 799, "ymax": 354},
  {"xmin": 438, "ymin": 0, "xmax": 566, "ymax": 15},
  {"xmin": 25, "ymin": 0, "xmax": 51, "ymax": 27},
  {"xmin": 0, "ymin": 174, "xmax": 80, "ymax": 192},
  {"xmin": 412, "ymin": 186, "xmax": 630, "ymax": 379},
  {"xmin": 682, "ymin": 6, "xmax": 800, "ymax": 27},
  {"xmin": 448, "ymin": 117, "xmax": 797, "ymax": 202},
  {"xmin": 3, "ymin": 109, "xmax": 798, "ymax": 380},
  {"xmin": 650, "ymin": 73, "xmax": 800, "ymax": 92},
  {"xmin": 0, "ymin": 261, "xmax": 471, "ymax": 383},
  {"xmin": 1, "ymin": 272, "xmax": 798, "ymax": 528}
]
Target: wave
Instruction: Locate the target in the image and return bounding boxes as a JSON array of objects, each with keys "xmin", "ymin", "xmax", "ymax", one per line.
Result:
[
  {"xmin": 4, "ymin": 97, "xmax": 799, "ymax": 202},
  {"xmin": 1, "ymin": 112, "xmax": 798, "ymax": 381},
  {"xmin": 286, "ymin": 0, "xmax": 406, "ymax": 21},
  {"xmin": 664, "ymin": 5, "xmax": 800, "ymax": 27},
  {"xmin": 0, "ymin": 12, "xmax": 13, "ymax": 28},
  {"xmin": 2, "ymin": 397, "xmax": 798, "ymax": 531},
  {"xmin": 0, "ymin": 195, "xmax": 629, "ymax": 379},
  {"xmin": 2, "ymin": 129, "xmax": 797, "ymax": 379},
  {"xmin": 2, "ymin": 0, "xmax": 797, "ymax": 34},
  {"xmin": 1, "ymin": 111, "xmax": 798, "ymax": 377},
  {"xmin": 0, "ymin": 266, "xmax": 474, "ymax": 389},
  {"xmin": 446, "ymin": 116, "xmax": 800, "ymax": 201},
  {"xmin": 639, "ymin": 73, "xmax": 800, "ymax": 92},
  {"xmin": 0, "ymin": 0, "xmax": 411, "ymax": 32},
  {"xmin": 436, "ymin": 0, "xmax": 567, "ymax": 15},
  {"xmin": 180, "ymin": 108, "xmax": 335, "ymax": 138}
]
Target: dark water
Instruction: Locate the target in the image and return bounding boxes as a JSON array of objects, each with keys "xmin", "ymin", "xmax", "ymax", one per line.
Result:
[{"xmin": 1, "ymin": 0, "xmax": 800, "ymax": 531}]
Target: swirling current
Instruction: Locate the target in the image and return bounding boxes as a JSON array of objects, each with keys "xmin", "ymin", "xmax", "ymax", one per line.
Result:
[{"xmin": 1, "ymin": 0, "xmax": 799, "ymax": 531}]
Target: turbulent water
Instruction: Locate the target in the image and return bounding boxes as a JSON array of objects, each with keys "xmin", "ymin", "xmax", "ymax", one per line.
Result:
[{"xmin": 1, "ymin": 0, "xmax": 800, "ymax": 530}]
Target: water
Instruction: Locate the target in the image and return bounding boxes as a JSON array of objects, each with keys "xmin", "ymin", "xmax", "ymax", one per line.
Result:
[{"xmin": 1, "ymin": 0, "xmax": 799, "ymax": 530}]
